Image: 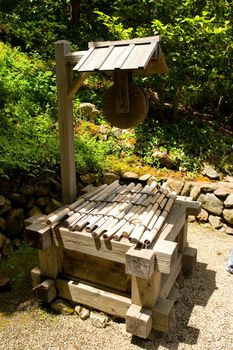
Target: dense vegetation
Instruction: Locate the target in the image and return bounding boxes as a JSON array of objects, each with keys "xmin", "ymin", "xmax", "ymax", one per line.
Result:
[{"xmin": 0, "ymin": 0, "xmax": 232, "ymax": 178}]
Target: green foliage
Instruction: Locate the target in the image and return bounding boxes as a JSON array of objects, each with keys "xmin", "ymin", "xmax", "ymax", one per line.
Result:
[{"xmin": 135, "ymin": 116, "xmax": 232, "ymax": 174}]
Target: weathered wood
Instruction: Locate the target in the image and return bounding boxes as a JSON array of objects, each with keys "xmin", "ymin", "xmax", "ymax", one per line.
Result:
[
  {"xmin": 88, "ymin": 36, "xmax": 160, "ymax": 48},
  {"xmin": 125, "ymin": 246, "xmax": 155, "ymax": 279},
  {"xmin": 152, "ymin": 298, "xmax": 174, "ymax": 332},
  {"xmin": 113, "ymin": 70, "xmax": 130, "ymax": 113},
  {"xmin": 55, "ymin": 40, "xmax": 76, "ymax": 204},
  {"xmin": 65, "ymin": 50, "xmax": 88, "ymax": 64},
  {"xmin": 31, "ymin": 266, "xmax": 43, "ymax": 288},
  {"xmin": 176, "ymin": 196, "xmax": 201, "ymax": 216},
  {"xmin": 160, "ymin": 254, "xmax": 182, "ymax": 299},
  {"xmin": 63, "ymin": 250, "xmax": 131, "ymax": 293},
  {"xmin": 36, "ymin": 279, "xmax": 57, "ymax": 303},
  {"xmin": 54, "ymin": 227, "xmax": 131, "ymax": 264},
  {"xmin": 26, "ymin": 222, "xmax": 51, "ymax": 250},
  {"xmin": 126, "ymin": 304, "xmax": 152, "ymax": 339},
  {"xmin": 182, "ymin": 246, "xmax": 197, "ymax": 273},
  {"xmin": 153, "ymin": 240, "xmax": 178, "ymax": 274},
  {"xmin": 56, "ymin": 278, "xmax": 131, "ymax": 318},
  {"xmin": 177, "ymin": 221, "xmax": 188, "ymax": 252},
  {"xmin": 38, "ymin": 245, "xmax": 63, "ymax": 279},
  {"xmin": 24, "ymin": 214, "xmax": 46, "ymax": 227},
  {"xmin": 67, "ymin": 72, "xmax": 89, "ymax": 98},
  {"xmin": 46, "ymin": 207, "xmax": 70, "ymax": 225}
]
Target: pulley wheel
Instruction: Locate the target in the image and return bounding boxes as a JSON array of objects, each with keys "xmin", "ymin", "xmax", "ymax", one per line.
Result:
[{"xmin": 103, "ymin": 82, "xmax": 148, "ymax": 129}]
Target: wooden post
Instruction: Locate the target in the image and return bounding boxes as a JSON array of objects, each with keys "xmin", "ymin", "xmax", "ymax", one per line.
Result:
[{"xmin": 55, "ymin": 40, "xmax": 77, "ymax": 204}]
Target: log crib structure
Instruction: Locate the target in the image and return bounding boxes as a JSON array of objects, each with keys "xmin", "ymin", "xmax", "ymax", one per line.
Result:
[{"xmin": 25, "ymin": 37, "xmax": 201, "ymax": 339}]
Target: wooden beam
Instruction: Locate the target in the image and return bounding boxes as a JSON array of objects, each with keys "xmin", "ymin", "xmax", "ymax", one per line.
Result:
[
  {"xmin": 65, "ymin": 50, "xmax": 88, "ymax": 65},
  {"xmin": 67, "ymin": 72, "xmax": 89, "ymax": 98},
  {"xmin": 125, "ymin": 246, "xmax": 155, "ymax": 279},
  {"xmin": 152, "ymin": 298, "xmax": 174, "ymax": 332},
  {"xmin": 153, "ymin": 240, "xmax": 178, "ymax": 274},
  {"xmin": 38, "ymin": 245, "xmax": 63, "ymax": 279},
  {"xmin": 88, "ymin": 36, "xmax": 160, "ymax": 48},
  {"xmin": 56, "ymin": 278, "xmax": 131, "ymax": 318},
  {"xmin": 182, "ymin": 246, "xmax": 197, "ymax": 273},
  {"xmin": 31, "ymin": 266, "xmax": 43, "ymax": 288},
  {"xmin": 160, "ymin": 254, "xmax": 182, "ymax": 299},
  {"xmin": 36, "ymin": 279, "xmax": 57, "ymax": 303},
  {"xmin": 55, "ymin": 40, "xmax": 77, "ymax": 204},
  {"xmin": 126, "ymin": 304, "xmax": 152, "ymax": 339},
  {"xmin": 25, "ymin": 222, "xmax": 51, "ymax": 250}
]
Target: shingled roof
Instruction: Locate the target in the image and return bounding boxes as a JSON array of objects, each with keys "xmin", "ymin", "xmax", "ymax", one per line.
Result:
[{"xmin": 73, "ymin": 36, "xmax": 162, "ymax": 72}]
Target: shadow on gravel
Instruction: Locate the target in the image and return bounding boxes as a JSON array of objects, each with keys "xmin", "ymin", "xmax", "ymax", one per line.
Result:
[{"xmin": 131, "ymin": 260, "xmax": 217, "ymax": 349}]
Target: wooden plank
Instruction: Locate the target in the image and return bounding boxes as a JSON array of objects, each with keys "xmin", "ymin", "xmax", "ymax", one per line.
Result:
[
  {"xmin": 121, "ymin": 43, "xmax": 154, "ymax": 70},
  {"xmin": 25, "ymin": 222, "xmax": 51, "ymax": 250},
  {"xmin": 31, "ymin": 266, "xmax": 43, "ymax": 288},
  {"xmin": 182, "ymin": 246, "xmax": 197, "ymax": 273},
  {"xmin": 125, "ymin": 246, "xmax": 155, "ymax": 279},
  {"xmin": 152, "ymin": 298, "xmax": 174, "ymax": 332},
  {"xmin": 77, "ymin": 46, "xmax": 114, "ymax": 72},
  {"xmin": 24, "ymin": 214, "xmax": 46, "ymax": 227},
  {"xmin": 177, "ymin": 221, "xmax": 188, "ymax": 253},
  {"xmin": 38, "ymin": 245, "xmax": 63, "ymax": 279},
  {"xmin": 54, "ymin": 227, "xmax": 131, "ymax": 264},
  {"xmin": 88, "ymin": 36, "xmax": 160, "ymax": 48},
  {"xmin": 131, "ymin": 271, "xmax": 161, "ymax": 309},
  {"xmin": 67, "ymin": 72, "xmax": 89, "ymax": 98},
  {"xmin": 55, "ymin": 40, "xmax": 76, "ymax": 204},
  {"xmin": 73, "ymin": 47, "xmax": 95, "ymax": 71},
  {"xmin": 114, "ymin": 71, "xmax": 130, "ymax": 113},
  {"xmin": 100, "ymin": 45, "xmax": 134, "ymax": 71},
  {"xmin": 65, "ymin": 50, "xmax": 88, "ymax": 65},
  {"xmin": 176, "ymin": 196, "xmax": 201, "ymax": 216},
  {"xmin": 63, "ymin": 250, "xmax": 131, "ymax": 293},
  {"xmin": 126, "ymin": 304, "xmax": 152, "ymax": 339},
  {"xmin": 36, "ymin": 279, "xmax": 57, "ymax": 303},
  {"xmin": 56, "ymin": 278, "xmax": 131, "ymax": 318},
  {"xmin": 136, "ymin": 50, "xmax": 169, "ymax": 76},
  {"xmin": 160, "ymin": 254, "xmax": 182, "ymax": 299},
  {"xmin": 153, "ymin": 240, "xmax": 178, "ymax": 274}
]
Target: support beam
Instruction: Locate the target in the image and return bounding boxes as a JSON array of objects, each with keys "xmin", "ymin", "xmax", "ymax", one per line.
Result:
[
  {"xmin": 67, "ymin": 72, "xmax": 89, "ymax": 98},
  {"xmin": 55, "ymin": 40, "xmax": 77, "ymax": 204}
]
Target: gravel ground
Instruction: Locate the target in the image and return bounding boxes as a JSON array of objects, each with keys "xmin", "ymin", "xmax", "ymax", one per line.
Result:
[{"xmin": 0, "ymin": 222, "xmax": 233, "ymax": 350}]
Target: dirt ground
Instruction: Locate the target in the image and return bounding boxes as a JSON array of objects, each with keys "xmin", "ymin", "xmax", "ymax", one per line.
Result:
[{"xmin": 0, "ymin": 222, "xmax": 232, "ymax": 350}]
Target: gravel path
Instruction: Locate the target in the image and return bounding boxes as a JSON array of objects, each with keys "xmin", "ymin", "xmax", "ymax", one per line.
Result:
[{"xmin": 0, "ymin": 223, "xmax": 233, "ymax": 350}]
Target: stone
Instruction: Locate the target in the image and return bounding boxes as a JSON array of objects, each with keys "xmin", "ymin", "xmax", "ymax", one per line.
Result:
[
  {"xmin": 208, "ymin": 215, "xmax": 223, "ymax": 229},
  {"xmin": 0, "ymin": 278, "xmax": 11, "ymax": 292},
  {"xmin": 44, "ymin": 199, "xmax": 62, "ymax": 214},
  {"xmin": 21, "ymin": 185, "xmax": 35, "ymax": 197},
  {"xmin": 0, "ymin": 176, "xmax": 12, "ymax": 196},
  {"xmin": 102, "ymin": 172, "xmax": 120, "ymax": 185},
  {"xmin": 223, "ymin": 209, "xmax": 233, "ymax": 225},
  {"xmin": 188, "ymin": 215, "xmax": 196, "ymax": 222},
  {"xmin": 50, "ymin": 299, "xmax": 73, "ymax": 315},
  {"xmin": 152, "ymin": 150, "xmax": 174, "ymax": 169},
  {"xmin": 122, "ymin": 172, "xmax": 139, "ymax": 180},
  {"xmin": 224, "ymin": 175, "xmax": 233, "ymax": 183},
  {"xmin": 202, "ymin": 165, "xmax": 220, "ymax": 180},
  {"xmin": 0, "ymin": 233, "xmax": 7, "ymax": 248},
  {"xmin": 13, "ymin": 238, "xmax": 22, "ymax": 248},
  {"xmin": 224, "ymin": 193, "xmax": 233, "ymax": 208},
  {"xmin": 36, "ymin": 180, "xmax": 51, "ymax": 197},
  {"xmin": 200, "ymin": 184, "xmax": 217, "ymax": 193},
  {"xmin": 75, "ymin": 306, "xmax": 90, "ymax": 320},
  {"xmin": 25, "ymin": 197, "xmax": 35, "ymax": 209},
  {"xmin": 181, "ymin": 182, "xmax": 192, "ymax": 196},
  {"xmin": 50, "ymin": 178, "xmax": 62, "ymax": 192},
  {"xmin": 197, "ymin": 208, "xmax": 209, "ymax": 222},
  {"xmin": 9, "ymin": 193, "xmax": 25, "ymax": 207},
  {"xmin": 79, "ymin": 102, "xmax": 99, "ymax": 119},
  {"xmin": 167, "ymin": 178, "xmax": 184, "ymax": 194},
  {"xmin": 6, "ymin": 208, "xmax": 25, "ymax": 238},
  {"xmin": 138, "ymin": 174, "xmax": 152, "ymax": 182},
  {"xmin": 35, "ymin": 197, "xmax": 50, "ymax": 207},
  {"xmin": 214, "ymin": 189, "xmax": 229, "ymax": 198},
  {"xmin": 0, "ymin": 198, "xmax": 11, "ymax": 215},
  {"xmin": 90, "ymin": 311, "xmax": 109, "ymax": 328},
  {"xmin": 0, "ymin": 195, "xmax": 6, "ymax": 207},
  {"xmin": 80, "ymin": 173, "xmax": 98, "ymax": 185},
  {"xmin": 2, "ymin": 238, "xmax": 14, "ymax": 256},
  {"xmin": 198, "ymin": 193, "xmax": 223, "ymax": 216},
  {"xmin": 225, "ymin": 225, "xmax": 233, "ymax": 235},
  {"xmin": 28, "ymin": 205, "xmax": 43, "ymax": 217},
  {"xmin": 190, "ymin": 185, "xmax": 201, "ymax": 200},
  {"xmin": 147, "ymin": 176, "xmax": 157, "ymax": 185},
  {"xmin": 0, "ymin": 217, "xmax": 7, "ymax": 232}
]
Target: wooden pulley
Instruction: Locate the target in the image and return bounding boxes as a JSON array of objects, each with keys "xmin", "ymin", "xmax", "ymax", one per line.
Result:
[{"xmin": 103, "ymin": 71, "xmax": 148, "ymax": 129}]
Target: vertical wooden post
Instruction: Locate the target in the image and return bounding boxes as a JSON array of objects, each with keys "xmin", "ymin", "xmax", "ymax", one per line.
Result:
[{"xmin": 55, "ymin": 40, "xmax": 77, "ymax": 204}]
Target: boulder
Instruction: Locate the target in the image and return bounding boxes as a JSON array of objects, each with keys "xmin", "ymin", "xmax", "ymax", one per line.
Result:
[
  {"xmin": 224, "ymin": 193, "xmax": 233, "ymax": 208},
  {"xmin": 196, "ymin": 208, "xmax": 209, "ymax": 222},
  {"xmin": 200, "ymin": 184, "xmax": 217, "ymax": 193},
  {"xmin": 0, "ymin": 233, "xmax": 7, "ymax": 248},
  {"xmin": 28, "ymin": 205, "xmax": 43, "ymax": 217},
  {"xmin": 0, "ymin": 198, "xmax": 11, "ymax": 215},
  {"xmin": 147, "ymin": 176, "xmax": 158, "ymax": 185},
  {"xmin": 35, "ymin": 180, "xmax": 51, "ymax": 197},
  {"xmin": 208, "ymin": 215, "xmax": 223, "ymax": 229},
  {"xmin": 190, "ymin": 185, "xmax": 201, "ymax": 200},
  {"xmin": 122, "ymin": 172, "xmax": 139, "ymax": 180},
  {"xmin": 21, "ymin": 185, "xmax": 35, "ymax": 197},
  {"xmin": 6, "ymin": 208, "xmax": 25, "ymax": 238},
  {"xmin": 223, "ymin": 209, "xmax": 233, "ymax": 225},
  {"xmin": 214, "ymin": 189, "xmax": 229, "ymax": 198},
  {"xmin": 0, "ymin": 218, "xmax": 7, "ymax": 232},
  {"xmin": 152, "ymin": 150, "xmax": 174, "ymax": 169},
  {"xmin": 138, "ymin": 174, "xmax": 152, "ymax": 182},
  {"xmin": 202, "ymin": 165, "xmax": 220, "ymax": 180},
  {"xmin": 102, "ymin": 173, "xmax": 120, "ymax": 185},
  {"xmin": 75, "ymin": 305, "xmax": 90, "ymax": 320},
  {"xmin": 167, "ymin": 178, "xmax": 184, "ymax": 194},
  {"xmin": 90, "ymin": 311, "xmax": 109, "ymax": 328},
  {"xmin": 35, "ymin": 197, "xmax": 50, "ymax": 208},
  {"xmin": 0, "ymin": 278, "xmax": 11, "ymax": 292},
  {"xmin": 80, "ymin": 173, "xmax": 98, "ymax": 185},
  {"xmin": 79, "ymin": 102, "xmax": 99, "ymax": 120},
  {"xmin": 0, "ymin": 176, "xmax": 12, "ymax": 196},
  {"xmin": 50, "ymin": 299, "xmax": 73, "ymax": 315},
  {"xmin": 2, "ymin": 238, "xmax": 14, "ymax": 256},
  {"xmin": 198, "ymin": 193, "xmax": 223, "ymax": 216},
  {"xmin": 9, "ymin": 193, "xmax": 25, "ymax": 207},
  {"xmin": 181, "ymin": 182, "xmax": 192, "ymax": 196}
]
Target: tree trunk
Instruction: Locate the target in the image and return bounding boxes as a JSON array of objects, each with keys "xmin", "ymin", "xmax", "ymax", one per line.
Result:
[{"xmin": 71, "ymin": 0, "xmax": 81, "ymax": 29}]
